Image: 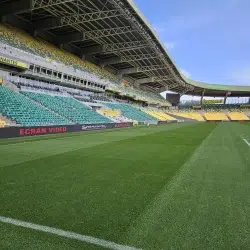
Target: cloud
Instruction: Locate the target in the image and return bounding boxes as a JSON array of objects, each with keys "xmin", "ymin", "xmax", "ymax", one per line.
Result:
[
  {"xmin": 180, "ymin": 69, "xmax": 191, "ymax": 78},
  {"xmin": 164, "ymin": 42, "xmax": 176, "ymax": 50},
  {"xmin": 153, "ymin": 25, "xmax": 166, "ymax": 34},
  {"xmin": 230, "ymin": 67, "xmax": 250, "ymax": 85}
]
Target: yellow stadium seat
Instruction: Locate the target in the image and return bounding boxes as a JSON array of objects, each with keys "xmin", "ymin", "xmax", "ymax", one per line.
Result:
[
  {"xmin": 99, "ymin": 109, "xmax": 121, "ymax": 117},
  {"xmin": 189, "ymin": 113, "xmax": 205, "ymax": 121},
  {"xmin": 145, "ymin": 110, "xmax": 176, "ymax": 121},
  {"xmin": 168, "ymin": 112, "xmax": 204, "ymax": 121},
  {"xmin": 228, "ymin": 112, "xmax": 249, "ymax": 121},
  {"xmin": 0, "ymin": 119, "xmax": 7, "ymax": 127},
  {"xmin": 204, "ymin": 112, "xmax": 229, "ymax": 121}
]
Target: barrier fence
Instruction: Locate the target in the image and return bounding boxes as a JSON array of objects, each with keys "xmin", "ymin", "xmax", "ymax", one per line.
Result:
[{"xmin": 0, "ymin": 122, "xmax": 133, "ymax": 138}]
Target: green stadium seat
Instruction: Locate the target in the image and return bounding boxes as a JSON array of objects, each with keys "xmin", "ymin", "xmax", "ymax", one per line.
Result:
[
  {"xmin": 105, "ymin": 103, "xmax": 157, "ymax": 122},
  {"xmin": 0, "ymin": 86, "xmax": 72, "ymax": 126},
  {"xmin": 22, "ymin": 92, "xmax": 113, "ymax": 124}
]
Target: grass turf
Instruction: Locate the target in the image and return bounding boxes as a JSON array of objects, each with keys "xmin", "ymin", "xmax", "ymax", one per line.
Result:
[{"xmin": 1, "ymin": 122, "xmax": 250, "ymax": 249}]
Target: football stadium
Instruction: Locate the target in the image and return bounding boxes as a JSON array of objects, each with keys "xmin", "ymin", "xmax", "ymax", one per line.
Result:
[{"xmin": 1, "ymin": 0, "xmax": 250, "ymax": 249}]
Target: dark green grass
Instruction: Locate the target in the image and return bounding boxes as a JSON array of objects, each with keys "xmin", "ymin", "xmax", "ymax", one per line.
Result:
[
  {"xmin": 0, "ymin": 223, "xmax": 100, "ymax": 250},
  {"xmin": 1, "ymin": 122, "xmax": 250, "ymax": 249},
  {"xmin": 0, "ymin": 123, "xmax": 214, "ymax": 249},
  {"xmin": 124, "ymin": 123, "xmax": 250, "ymax": 249}
]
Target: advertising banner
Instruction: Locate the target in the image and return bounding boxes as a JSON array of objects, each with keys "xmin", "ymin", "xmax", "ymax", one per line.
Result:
[
  {"xmin": 0, "ymin": 123, "xmax": 133, "ymax": 139},
  {"xmin": 0, "ymin": 56, "xmax": 28, "ymax": 69}
]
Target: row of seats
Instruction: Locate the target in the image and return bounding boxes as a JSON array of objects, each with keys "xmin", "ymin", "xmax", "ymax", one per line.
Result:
[
  {"xmin": 204, "ymin": 112, "xmax": 229, "ymax": 121},
  {"xmin": 105, "ymin": 103, "xmax": 157, "ymax": 122},
  {"xmin": 145, "ymin": 110, "xmax": 176, "ymax": 121},
  {"xmin": 98, "ymin": 109, "xmax": 131, "ymax": 123},
  {"xmin": 227, "ymin": 112, "xmax": 249, "ymax": 121},
  {"xmin": 99, "ymin": 109, "xmax": 121, "ymax": 118},
  {"xmin": 170, "ymin": 110, "xmax": 249, "ymax": 121},
  {"xmin": 23, "ymin": 91, "xmax": 112, "ymax": 124},
  {"xmin": 0, "ymin": 24, "xmax": 169, "ymax": 105},
  {"xmin": 204, "ymin": 111, "xmax": 249, "ymax": 121},
  {"xmin": 168, "ymin": 111, "xmax": 205, "ymax": 121},
  {"xmin": 0, "ymin": 86, "xmax": 71, "ymax": 126}
]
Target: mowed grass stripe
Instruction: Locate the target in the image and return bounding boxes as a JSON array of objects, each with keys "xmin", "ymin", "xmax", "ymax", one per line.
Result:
[
  {"xmin": 1, "ymin": 123, "xmax": 215, "ymax": 249},
  {"xmin": 123, "ymin": 123, "xmax": 250, "ymax": 249},
  {"xmin": 0, "ymin": 123, "xmax": 192, "ymax": 168}
]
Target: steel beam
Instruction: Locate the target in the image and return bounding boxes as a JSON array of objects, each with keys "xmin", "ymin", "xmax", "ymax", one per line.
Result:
[
  {"xmin": 152, "ymin": 76, "xmax": 178, "ymax": 82},
  {"xmin": 99, "ymin": 53, "xmax": 159, "ymax": 66},
  {"xmin": 61, "ymin": 10, "xmax": 122, "ymax": 26},
  {"xmin": 120, "ymin": 53, "xmax": 159, "ymax": 62},
  {"xmin": 135, "ymin": 78, "xmax": 154, "ymax": 85},
  {"xmin": 104, "ymin": 41, "xmax": 151, "ymax": 53},
  {"xmin": 117, "ymin": 67, "xmax": 138, "ymax": 75},
  {"xmin": 200, "ymin": 89, "xmax": 205, "ymax": 105},
  {"xmin": 33, "ymin": 10, "xmax": 122, "ymax": 30},
  {"xmin": 85, "ymin": 26, "xmax": 135, "ymax": 39},
  {"xmin": 118, "ymin": 65, "xmax": 170, "ymax": 75},
  {"xmin": 32, "ymin": 0, "xmax": 74, "ymax": 10},
  {"xmin": 137, "ymin": 65, "xmax": 167, "ymax": 72}
]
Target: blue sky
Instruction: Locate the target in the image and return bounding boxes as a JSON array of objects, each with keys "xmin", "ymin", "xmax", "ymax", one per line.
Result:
[{"xmin": 134, "ymin": 0, "xmax": 250, "ymax": 86}]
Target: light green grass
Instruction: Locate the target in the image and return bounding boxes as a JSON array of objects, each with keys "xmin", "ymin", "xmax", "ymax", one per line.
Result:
[{"xmin": 1, "ymin": 122, "xmax": 250, "ymax": 249}]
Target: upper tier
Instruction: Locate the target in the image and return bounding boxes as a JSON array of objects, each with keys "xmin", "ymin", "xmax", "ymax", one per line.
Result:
[{"xmin": 0, "ymin": 24, "xmax": 169, "ymax": 106}]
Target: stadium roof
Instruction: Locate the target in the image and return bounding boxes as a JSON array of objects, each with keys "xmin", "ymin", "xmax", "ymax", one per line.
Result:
[{"xmin": 1, "ymin": 0, "xmax": 250, "ymax": 97}]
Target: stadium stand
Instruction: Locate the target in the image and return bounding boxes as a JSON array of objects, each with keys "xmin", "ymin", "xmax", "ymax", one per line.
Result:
[
  {"xmin": 204, "ymin": 112, "xmax": 229, "ymax": 121},
  {"xmin": 168, "ymin": 111, "xmax": 205, "ymax": 121},
  {"xmin": 0, "ymin": 14, "xmax": 249, "ymax": 131},
  {"xmin": 0, "ymin": 24, "xmax": 168, "ymax": 106},
  {"xmin": 98, "ymin": 109, "xmax": 131, "ymax": 123},
  {"xmin": 23, "ymin": 91, "xmax": 112, "ymax": 124},
  {"xmin": 228, "ymin": 112, "xmax": 250, "ymax": 121},
  {"xmin": 0, "ymin": 86, "xmax": 71, "ymax": 126},
  {"xmin": 99, "ymin": 109, "xmax": 121, "ymax": 118},
  {"xmin": 145, "ymin": 110, "xmax": 176, "ymax": 121},
  {"xmin": 105, "ymin": 103, "xmax": 157, "ymax": 122}
]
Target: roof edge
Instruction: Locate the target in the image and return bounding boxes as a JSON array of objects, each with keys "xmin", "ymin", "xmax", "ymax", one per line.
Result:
[{"xmin": 126, "ymin": 0, "xmax": 250, "ymax": 93}]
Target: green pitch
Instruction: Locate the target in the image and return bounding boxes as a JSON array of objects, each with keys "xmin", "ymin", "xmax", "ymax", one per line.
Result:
[{"xmin": 1, "ymin": 122, "xmax": 250, "ymax": 249}]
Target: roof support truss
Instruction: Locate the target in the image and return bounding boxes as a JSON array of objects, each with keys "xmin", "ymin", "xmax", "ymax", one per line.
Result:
[
  {"xmin": 135, "ymin": 78, "xmax": 154, "ymax": 85},
  {"xmin": 99, "ymin": 53, "xmax": 160, "ymax": 66},
  {"xmin": 32, "ymin": 0, "xmax": 74, "ymax": 10},
  {"xmin": 2, "ymin": 0, "xmax": 194, "ymax": 93},
  {"xmin": 85, "ymin": 26, "xmax": 135, "ymax": 39},
  {"xmin": 34, "ymin": 10, "xmax": 122, "ymax": 30},
  {"xmin": 120, "ymin": 53, "xmax": 159, "ymax": 62},
  {"xmin": 56, "ymin": 26, "xmax": 136, "ymax": 44},
  {"xmin": 104, "ymin": 40, "xmax": 152, "ymax": 53},
  {"xmin": 137, "ymin": 65, "xmax": 168, "ymax": 72}
]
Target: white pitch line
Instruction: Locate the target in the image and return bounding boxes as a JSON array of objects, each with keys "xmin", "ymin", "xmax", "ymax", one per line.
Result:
[
  {"xmin": 242, "ymin": 137, "xmax": 250, "ymax": 147},
  {"xmin": 0, "ymin": 216, "xmax": 140, "ymax": 250}
]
